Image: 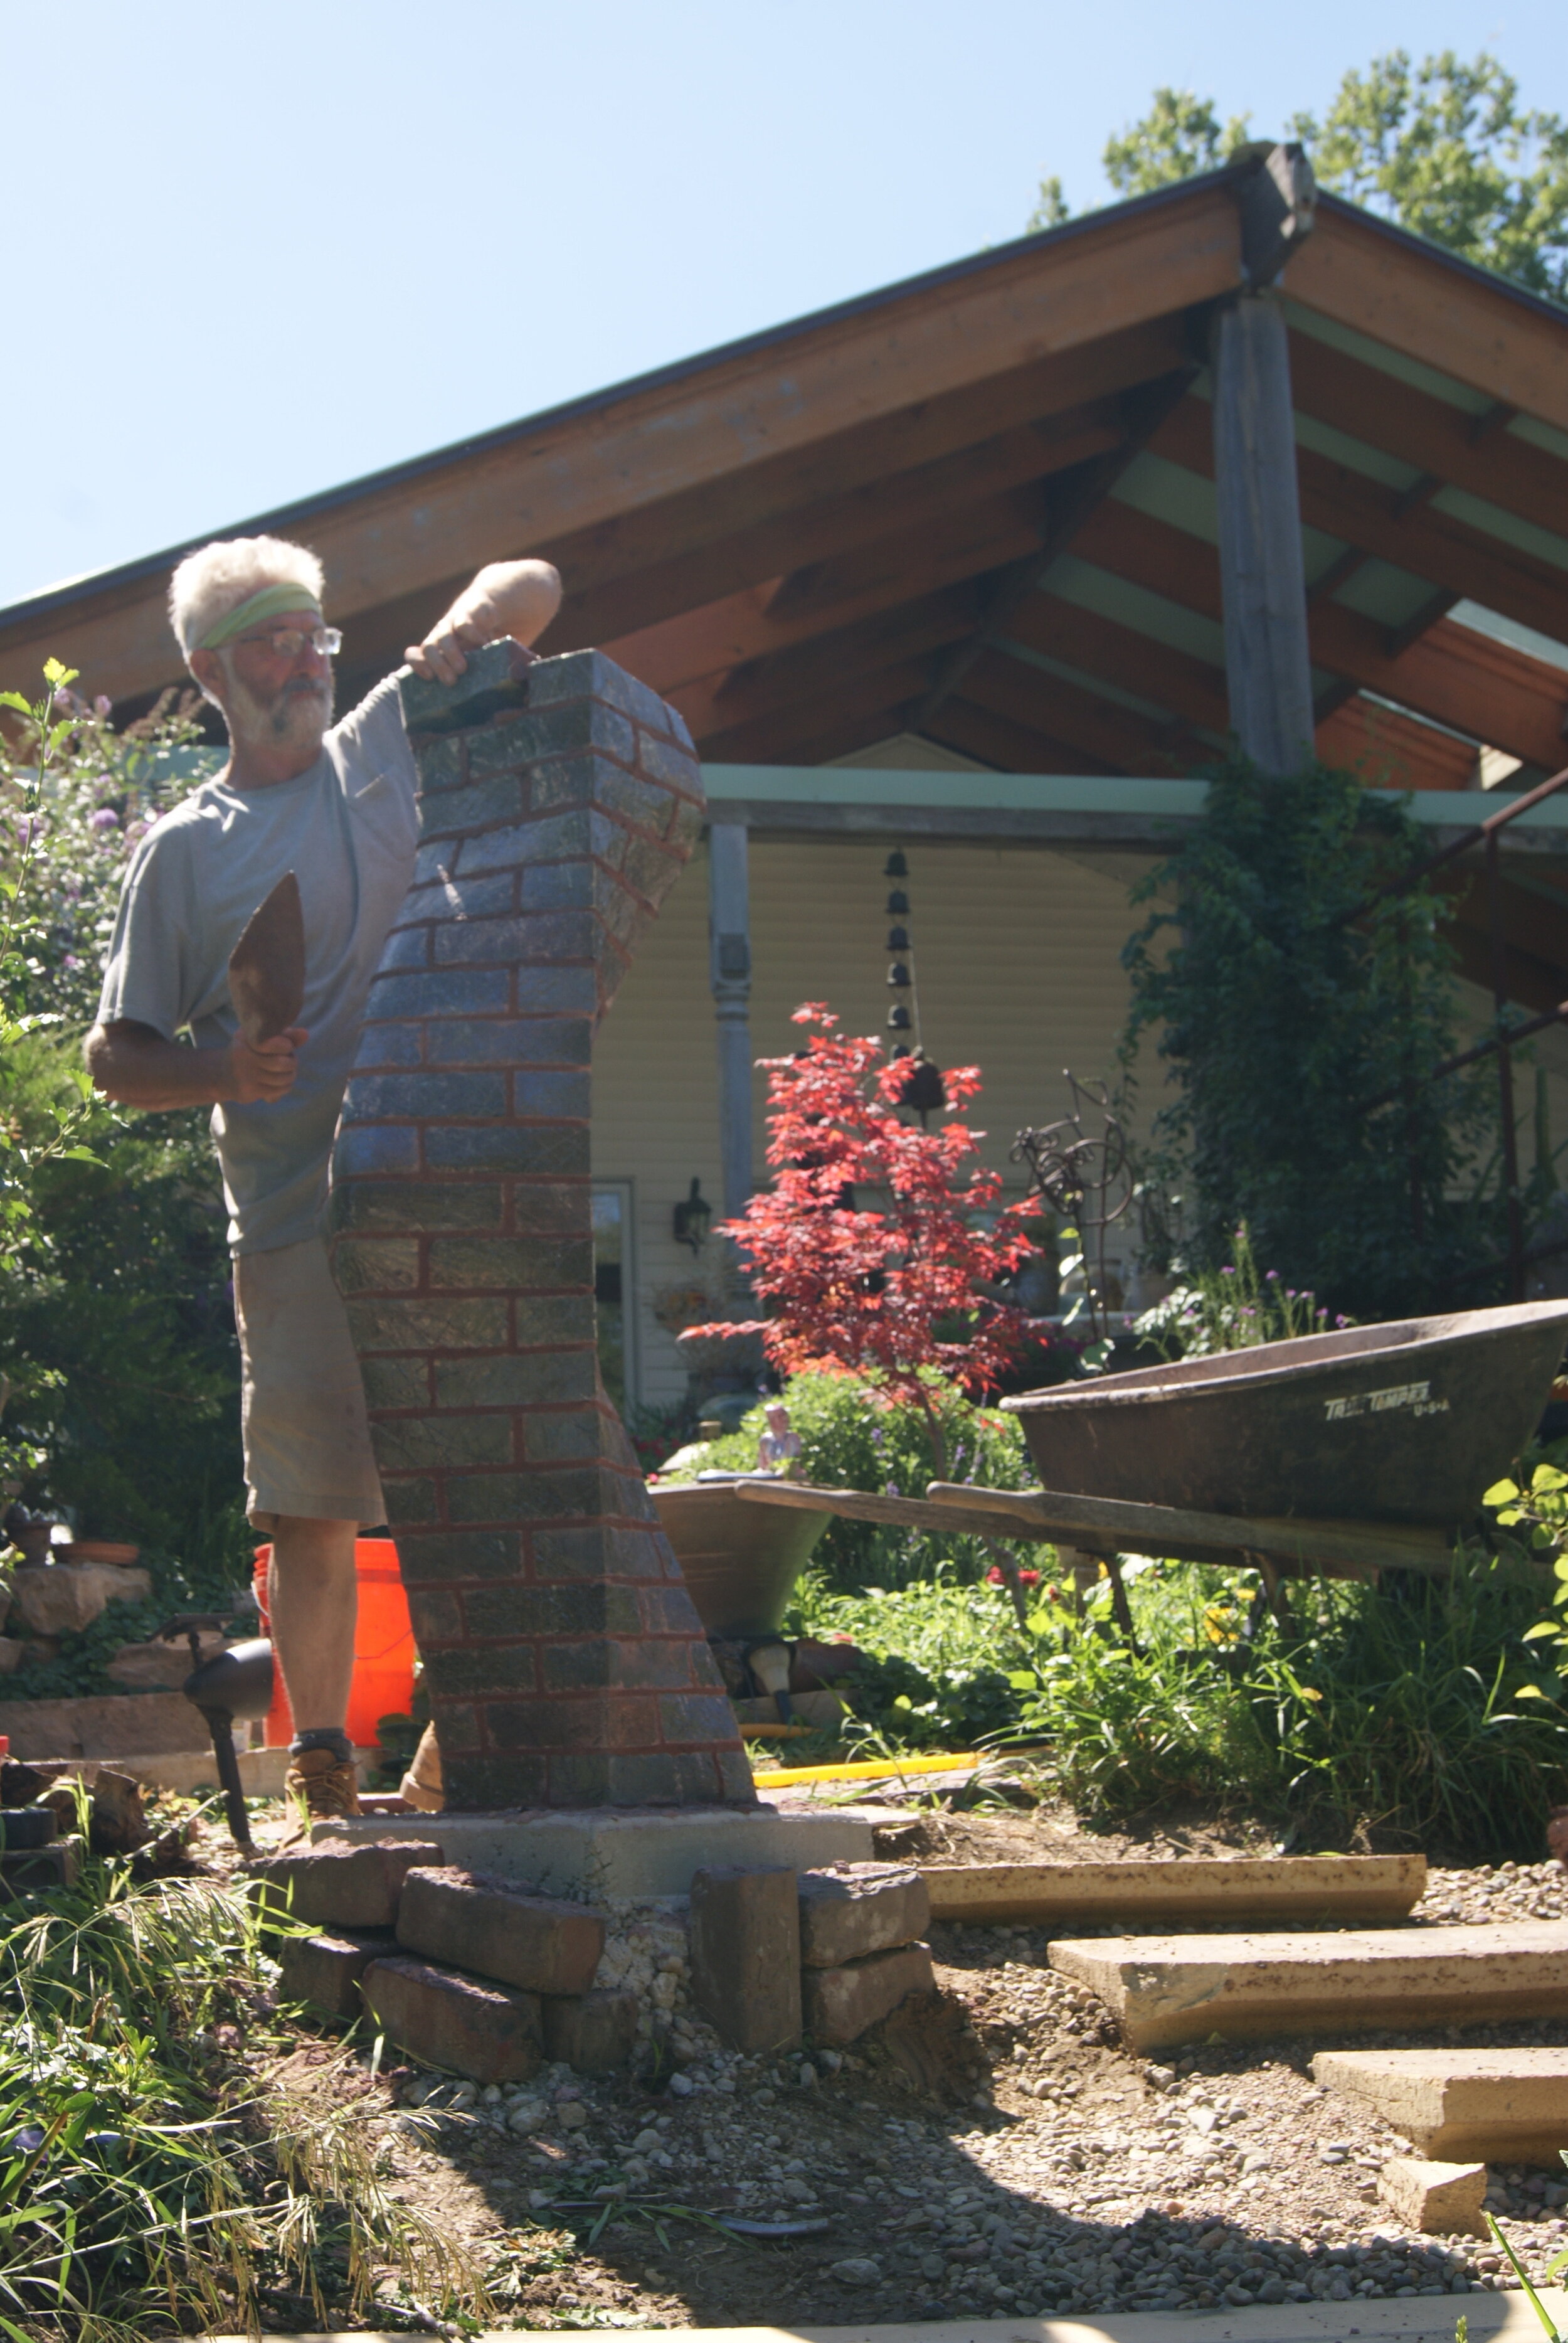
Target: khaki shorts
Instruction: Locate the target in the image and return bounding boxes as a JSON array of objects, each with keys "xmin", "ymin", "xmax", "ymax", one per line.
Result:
[{"xmin": 233, "ymin": 1236, "xmax": 385, "ymax": 1531}]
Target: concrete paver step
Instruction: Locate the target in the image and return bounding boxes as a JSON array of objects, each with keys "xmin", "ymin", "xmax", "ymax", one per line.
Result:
[
  {"xmin": 923, "ymin": 1854, "xmax": 1425, "ymax": 1928},
  {"xmin": 1049, "ymin": 1923, "xmax": 1568, "ymax": 2049},
  {"xmin": 203, "ymin": 2293, "xmax": 1568, "ymax": 2343},
  {"xmin": 1315, "ymin": 2044, "xmax": 1568, "ymax": 2164}
]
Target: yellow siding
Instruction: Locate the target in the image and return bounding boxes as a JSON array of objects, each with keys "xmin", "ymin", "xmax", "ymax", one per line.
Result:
[{"xmin": 592, "ymin": 834, "xmax": 1152, "ymax": 1408}]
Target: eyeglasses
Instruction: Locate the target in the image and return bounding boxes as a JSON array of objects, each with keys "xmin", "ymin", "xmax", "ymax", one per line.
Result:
[{"xmin": 233, "ymin": 625, "xmax": 342, "ymax": 660}]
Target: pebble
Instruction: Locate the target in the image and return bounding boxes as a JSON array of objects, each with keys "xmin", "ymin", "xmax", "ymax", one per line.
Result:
[{"xmin": 831, "ymin": 2258, "xmax": 883, "ymax": 2287}]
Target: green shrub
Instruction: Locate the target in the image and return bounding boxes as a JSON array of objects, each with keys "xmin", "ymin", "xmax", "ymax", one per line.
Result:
[
  {"xmin": 793, "ymin": 1575, "xmax": 1041, "ymax": 1746},
  {"xmin": 673, "ymin": 1369, "xmax": 1034, "ymax": 1591}
]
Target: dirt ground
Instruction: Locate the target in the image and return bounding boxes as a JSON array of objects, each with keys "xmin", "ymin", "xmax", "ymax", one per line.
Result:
[{"xmin": 220, "ymin": 1794, "xmax": 1568, "ymax": 2332}]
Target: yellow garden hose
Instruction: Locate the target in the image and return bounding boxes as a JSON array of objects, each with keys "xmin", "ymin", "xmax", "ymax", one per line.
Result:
[{"xmin": 750, "ymin": 1750, "xmax": 981, "ymax": 1788}]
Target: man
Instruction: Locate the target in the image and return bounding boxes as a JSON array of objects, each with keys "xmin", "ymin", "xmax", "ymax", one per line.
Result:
[{"xmin": 85, "ymin": 536, "xmax": 562, "ymax": 1820}]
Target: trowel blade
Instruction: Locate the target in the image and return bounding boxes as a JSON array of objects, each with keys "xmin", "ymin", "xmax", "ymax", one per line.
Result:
[{"xmin": 227, "ymin": 871, "xmax": 305, "ymax": 1048}]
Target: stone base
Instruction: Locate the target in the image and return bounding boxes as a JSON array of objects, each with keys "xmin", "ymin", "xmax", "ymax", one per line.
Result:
[{"xmin": 311, "ymin": 1801, "xmax": 877, "ymax": 1899}]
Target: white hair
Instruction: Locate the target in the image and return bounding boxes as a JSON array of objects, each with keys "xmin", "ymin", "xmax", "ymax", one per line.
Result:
[{"xmin": 167, "ymin": 534, "xmax": 326, "ymax": 659}]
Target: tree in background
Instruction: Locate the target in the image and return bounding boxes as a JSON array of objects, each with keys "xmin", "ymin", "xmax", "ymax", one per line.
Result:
[
  {"xmin": 689, "ymin": 1005, "xmax": 1034, "ymax": 1478},
  {"xmin": 1030, "ymin": 50, "xmax": 1568, "ymax": 305}
]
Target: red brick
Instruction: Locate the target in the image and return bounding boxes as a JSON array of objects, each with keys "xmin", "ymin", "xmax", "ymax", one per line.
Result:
[
  {"xmin": 278, "ymin": 1931, "xmax": 394, "ymax": 2019},
  {"xmin": 689, "ymin": 1866, "xmax": 801, "ymax": 2053},
  {"xmin": 396, "ymin": 1866, "xmax": 605, "ymax": 1995},
  {"xmin": 798, "ymin": 1863, "xmax": 931, "ymax": 1968},
  {"xmin": 246, "ymin": 1840, "xmax": 444, "ymax": 1931},
  {"xmin": 542, "ymin": 1988, "xmax": 639, "ymax": 2074},
  {"xmin": 362, "ymin": 1955, "xmax": 543, "ymax": 2083},
  {"xmin": 802, "ymin": 1942, "xmax": 936, "ymax": 2046}
]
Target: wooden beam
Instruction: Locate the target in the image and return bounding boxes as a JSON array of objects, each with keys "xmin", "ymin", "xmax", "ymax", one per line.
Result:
[
  {"xmin": 1072, "ymin": 497, "xmax": 1568, "ymax": 770},
  {"xmin": 963, "ymin": 645, "xmax": 1199, "ymax": 775},
  {"xmin": 671, "ymin": 587, "xmax": 980, "ymax": 742},
  {"xmin": 1288, "ymin": 196, "xmax": 1568, "ymax": 441},
  {"xmin": 914, "ymin": 368, "xmax": 1197, "ymax": 726},
  {"xmin": 1153, "ymin": 396, "xmax": 1568, "ymax": 646},
  {"xmin": 1007, "ymin": 591, "xmax": 1231, "ymax": 734},
  {"xmin": 2, "ymin": 194, "xmax": 1239, "ymax": 703},
  {"xmin": 1314, "ymin": 696, "xmax": 1476, "ymax": 792},
  {"xmin": 921, "ymin": 696, "xmax": 1117, "ymax": 775},
  {"xmin": 1288, "ymin": 329, "xmax": 1568, "ymax": 547},
  {"xmin": 692, "ymin": 659, "xmax": 930, "ymax": 764},
  {"xmin": 1210, "ymin": 295, "xmax": 1315, "ymax": 772}
]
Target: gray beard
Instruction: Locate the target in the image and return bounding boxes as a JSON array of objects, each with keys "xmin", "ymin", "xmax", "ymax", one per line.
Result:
[{"xmin": 223, "ymin": 664, "xmax": 334, "ymax": 760}]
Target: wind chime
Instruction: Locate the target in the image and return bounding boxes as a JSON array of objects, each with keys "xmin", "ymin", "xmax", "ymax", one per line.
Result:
[{"xmin": 882, "ymin": 849, "xmax": 946, "ymax": 1124}]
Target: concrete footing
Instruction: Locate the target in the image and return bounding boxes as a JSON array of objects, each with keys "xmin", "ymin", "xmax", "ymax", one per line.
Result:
[
  {"xmin": 1050, "ymin": 1923, "xmax": 1568, "ymax": 2049},
  {"xmin": 312, "ymin": 1802, "xmax": 879, "ymax": 1899}
]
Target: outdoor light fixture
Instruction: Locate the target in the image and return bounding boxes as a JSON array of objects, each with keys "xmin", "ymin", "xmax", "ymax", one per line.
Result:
[
  {"xmin": 887, "ymin": 1002, "xmax": 912, "ymax": 1031},
  {"xmin": 673, "ymin": 1176, "xmax": 712, "ymax": 1254},
  {"xmin": 886, "ymin": 888, "xmax": 909, "ymax": 915},
  {"xmin": 886, "ymin": 924, "xmax": 909, "ymax": 951},
  {"xmin": 887, "ymin": 960, "xmax": 911, "ymax": 987},
  {"xmin": 883, "ymin": 850, "xmax": 908, "ymax": 878}
]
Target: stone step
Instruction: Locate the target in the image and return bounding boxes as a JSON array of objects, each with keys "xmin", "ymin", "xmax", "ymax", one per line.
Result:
[
  {"xmin": 202, "ymin": 2295, "xmax": 1568, "ymax": 2343},
  {"xmin": 1050, "ymin": 1923, "xmax": 1568, "ymax": 2049},
  {"xmin": 1315, "ymin": 2044, "xmax": 1568, "ymax": 2164},
  {"xmin": 923, "ymin": 1854, "xmax": 1425, "ymax": 1929}
]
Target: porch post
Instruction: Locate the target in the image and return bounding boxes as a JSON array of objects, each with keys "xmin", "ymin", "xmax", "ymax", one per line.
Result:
[
  {"xmin": 707, "ymin": 821, "xmax": 753, "ymax": 1220},
  {"xmin": 1210, "ymin": 291, "xmax": 1315, "ymax": 776}
]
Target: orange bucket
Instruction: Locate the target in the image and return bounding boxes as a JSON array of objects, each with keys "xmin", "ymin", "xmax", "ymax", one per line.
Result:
[{"xmin": 252, "ymin": 1538, "xmax": 416, "ymax": 1750}]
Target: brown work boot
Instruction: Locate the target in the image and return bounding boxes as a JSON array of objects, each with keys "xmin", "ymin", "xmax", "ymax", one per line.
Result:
[
  {"xmin": 284, "ymin": 1745, "xmax": 361, "ymax": 1828},
  {"xmin": 399, "ymin": 1723, "xmax": 443, "ymax": 1813}
]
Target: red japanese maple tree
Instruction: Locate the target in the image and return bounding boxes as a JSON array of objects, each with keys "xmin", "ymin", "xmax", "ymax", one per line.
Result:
[{"xmin": 689, "ymin": 1005, "xmax": 1034, "ymax": 1477}]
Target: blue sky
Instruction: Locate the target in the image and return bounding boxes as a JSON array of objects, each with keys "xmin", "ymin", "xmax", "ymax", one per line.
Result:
[{"xmin": 4, "ymin": 0, "xmax": 1560, "ymax": 620}]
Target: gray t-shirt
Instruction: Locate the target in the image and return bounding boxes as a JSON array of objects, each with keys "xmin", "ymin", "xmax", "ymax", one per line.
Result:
[{"xmin": 97, "ymin": 674, "xmax": 420, "ymax": 1253}]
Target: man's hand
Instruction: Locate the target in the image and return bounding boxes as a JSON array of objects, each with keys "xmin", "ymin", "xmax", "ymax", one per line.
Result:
[
  {"xmin": 226, "ymin": 1026, "xmax": 309, "ymax": 1103},
  {"xmin": 406, "ymin": 558, "xmax": 563, "ymax": 683},
  {"xmin": 85, "ymin": 1017, "xmax": 310, "ymax": 1111}
]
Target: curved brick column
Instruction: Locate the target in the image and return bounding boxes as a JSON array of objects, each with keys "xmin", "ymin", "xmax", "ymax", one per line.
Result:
[{"xmin": 328, "ymin": 644, "xmax": 754, "ymax": 1811}]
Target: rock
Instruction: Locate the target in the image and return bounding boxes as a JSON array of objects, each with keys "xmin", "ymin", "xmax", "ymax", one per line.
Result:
[
  {"xmin": 0, "ymin": 1691, "xmax": 209, "ymax": 1760},
  {"xmin": 0, "ymin": 1642, "xmax": 24, "ymax": 1676},
  {"xmin": 556, "ymin": 2099, "xmax": 589, "ymax": 2130},
  {"xmin": 0, "ymin": 1834, "xmax": 83, "ymax": 1893},
  {"xmin": 362, "ymin": 1956, "xmax": 543, "ymax": 2084},
  {"xmin": 11, "ymin": 1563, "xmax": 152, "ymax": 1638},
  {"xmin": 1377, "ymin": 2156, "xmax": 1488, "ymax": 2236},
  {"xmin": 87, "ymin": 1768, "xmax": 151, "ymax": 1855},
  {"xmin": 830, "ymin": 2258, "xmax": 882, "ymax": 2286},
  {"xmin": 105, "ymin": 1633, "xmax": 225, "ymax": 1691},
  {"xmin": 689, "ymin": 1865, "xmax": 802, "ymax": 2053},
  {"xmin": 797, "ymin": 1861, "xmax": 930, "ymax": 1967},
  {"xmin": 395, "ymin": 1866, "xmax": 605, "ymax": 1996},
  {"xmin": 247, "ymin": 1841, "xmax": 445, "ymax": 1931}
]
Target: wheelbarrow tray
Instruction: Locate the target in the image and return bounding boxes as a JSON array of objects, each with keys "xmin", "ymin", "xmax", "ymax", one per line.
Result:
[
  {"xmin": 1001, "ymin": 1299, "xmax": 1568, "ymax": 1527},
  {"xmin": 650, "ymin": 1479, "xmax": 831, "ymax": 1640}
]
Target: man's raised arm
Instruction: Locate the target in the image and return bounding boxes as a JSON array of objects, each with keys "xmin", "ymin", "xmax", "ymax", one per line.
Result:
[
  {"xmin": 85, "ymin": 1018, "xmax": 308, "ymax": 1111},
  {"xmin": 405, "ymin": 558, "xmax": 563, "ymax": 687}
]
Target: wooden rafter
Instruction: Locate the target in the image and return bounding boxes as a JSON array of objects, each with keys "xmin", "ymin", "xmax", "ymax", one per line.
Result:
[
  {"xmin": 913, "ymin": 368, "xmax": 1198, "ymax": 728},
  {"xmin": 922, "ymin": 697, "xmax": 1116, "ymax": 775},
  {"xmin": 1287, "ymin": 331, "xmax": 1568, "ymax": 546},
  {"xmin": 693, "ymin": 659, "xmax": 930, "ymax": 765},
  {"xmin": 1005, "ymin": 592, "xmax": 1230, "ymax": 735},
  {"xmin": 672, "ymin": 588, "xmax": 980, "ymax": 743},
  {"xmin": 961, "ymin": 646, "xmax": 1201, "ymax": 775}
]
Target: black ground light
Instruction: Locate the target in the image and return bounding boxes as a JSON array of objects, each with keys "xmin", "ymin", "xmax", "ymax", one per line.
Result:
[{"xmin": 161, "ymin": 1616, "xmax": 274, "ymax": 1851}]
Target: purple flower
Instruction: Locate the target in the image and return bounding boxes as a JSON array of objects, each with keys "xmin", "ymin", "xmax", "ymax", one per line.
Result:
[
  {"xmin": 1266, "ymin": 1270, "xmax": 1279, "ymax": 1282},
  {"xmin": 63, "ymin": 954, "xmax": 81, "ymax": 971},
  {"xmin": 1221, "ymin": 1265, "xmax": 1236, "ymax": 1276},
  {"xmin": 90, "ymin": 807, "xmax": 118, "ymax": 832},
  {"xmin": 93, "ymin": 695, "xmax": 113, "ymax": 718},
  {"xmin": 13, "ymin": 814, "xmax": 37, "ymax": 845}
]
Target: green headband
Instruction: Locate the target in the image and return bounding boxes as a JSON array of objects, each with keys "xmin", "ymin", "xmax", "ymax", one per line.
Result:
[{"xmin": 198, "ymin": 581, "xmax": 325, "ymax": 651}]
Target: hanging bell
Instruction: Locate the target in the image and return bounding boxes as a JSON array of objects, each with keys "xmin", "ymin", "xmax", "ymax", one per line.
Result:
[
  {"xmin": 890, "ymin": 1043, "xmax": 911, "ymax": 1059},
  {"xmin": 887, "ymin": 1003, "xmax": 912, "ymax": 1031},
  {"xmin": 886, "ymin": 890, "xmax": 909, "ymax": 916},
  {"xmin": 886, "ymin": 925, "xmax": 909, "ymax": 952},
  {"xmin": 898, "ymin": 1049, "xmax": 947, "ymax": 1115},
  {"xmin": 883, "ymin": 850, "xmax": 909, "ymax": 878},
  {"xmin": 887, "ymin": 962, "xmax": 911, "ymax": 988}
]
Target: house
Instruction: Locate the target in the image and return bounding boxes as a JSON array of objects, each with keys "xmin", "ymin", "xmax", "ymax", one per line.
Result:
[{"xmin": 4, "ymin": 154, "xmax": 1567, "ymax": 1410}]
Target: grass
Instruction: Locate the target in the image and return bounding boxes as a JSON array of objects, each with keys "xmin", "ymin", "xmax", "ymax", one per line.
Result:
[
  {"xmin": 791, "ymin": 1542, "xmax": 1568, "ymax": 1859},
  {"xmin": 0, "ymin": 1815, "xmax": 489, "ymax": 2340}
]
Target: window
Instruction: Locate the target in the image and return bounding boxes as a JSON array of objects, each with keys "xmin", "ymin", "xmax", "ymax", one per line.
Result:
[{"xmin": 591, "ymin": 1182, "xmax": 637, "ymax": 1409}]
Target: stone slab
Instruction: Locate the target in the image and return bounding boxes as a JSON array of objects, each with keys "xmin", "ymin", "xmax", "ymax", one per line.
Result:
[
  {"xmin": 924, "ymin": 1854, "xmax": 1426, "ymax": 1928},
  {"xmin": 396, "ymin": 1866, "xmax": 605, "ymax": 1994},
  {"xmin": 541, "ymin": 1987, "xmax": 639, "ymax": 2073},
  {"xmin": 0, "ymin": 1692, "xmax": 207, "ymax": 1760},
  {"xmin": 362, "ymin": 1954, "xmax": 543, "ymax": 2083},
  {"xmin": 1050, "ymin": 1923, "xmax": 1568, "ymax": 2049},
  {"xmin": 278, "ymin": 1931, "xmax": 395, "ymax": 2020},
  {"xmin": 1315, "ymin": 2044, "xmax": 1568, "ymax": 2162},
  {"xmin": 801, "ymin": 1940, "xmax": 936, "ymax": 2046},
  {"xmin": 0, "ymin": 1834, "xmax": 82, "ymax": 1893},
  {"xmin": 201, "ymin": 2294, "xmax": 1568, "ymax": 2343},
  {"xmin": 1377, "ymin": 2155, "xmax": 1487, "ymax": 2235},
  {"xmin": 11, "ymin": 1562, "xmax": 152, "ymax": 1637},
  {"xmin": 13, "ymin": 1748, "xmax": 372, "ymax": 1797},
  {"xmin": 313, "ymin": 1802, "xmax": 874, "ymax": 1898},
  {"xmin": 249, "ymin": 1842, "xmax": 445, "ymax": 1931},
  {"xmin": 799, "ymin": 1863, "xmax": 930, "ymax": 1967},
  {"xmin": 691, "ymin": 1866, "xmax": 802, "ymax": 2053}
]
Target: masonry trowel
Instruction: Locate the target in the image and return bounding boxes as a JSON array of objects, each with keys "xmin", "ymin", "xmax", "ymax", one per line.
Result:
[{"xmin": 227, "ymin": 872, "xmax": 305, "ymax": 1046}]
